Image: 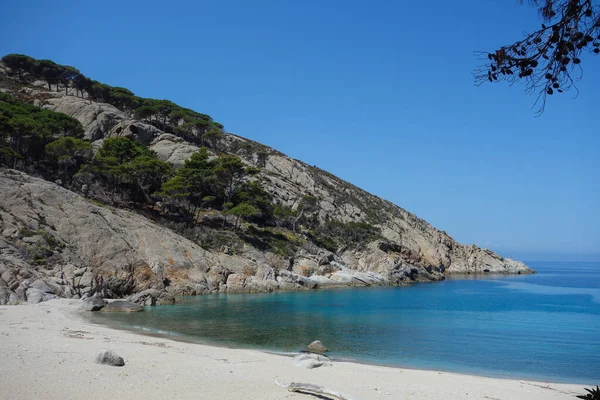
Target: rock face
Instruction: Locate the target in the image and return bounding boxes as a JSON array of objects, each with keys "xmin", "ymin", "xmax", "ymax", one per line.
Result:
[
  {"xmin": 101, "ymin": 301, "xmax": 144, "ymax": 313},
  {"xmin": 0, "ymin": 170, "xmax": 388, "ymax": 304},
  {"xmin": 149, "ymin": 133, "xmax": 201, "ymax": 166},
  {"xmin": 0, "ymin": 71, "xmax": 534, "ymax": 305},
  {"xmin": 37, "ymin": 89, "xmax": 530, "ymax": 275},
  {"xmin": 95, "ymin": 350, "xmax": 125, "ymax": 367},
  {"xmin": 44, "ymin": 96, "xmax": 125, "ymax": 141}
]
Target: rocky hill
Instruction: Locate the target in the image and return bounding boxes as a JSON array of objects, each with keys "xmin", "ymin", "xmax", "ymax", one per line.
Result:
[{"xmin": 0, "ymin": 56, "xmax": 532, "ymax": 305}]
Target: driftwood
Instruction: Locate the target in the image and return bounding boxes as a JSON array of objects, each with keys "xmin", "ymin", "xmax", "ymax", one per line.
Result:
[{"xmin": 287, "ymin": 382, "xmax": 354, "ymax": 400}]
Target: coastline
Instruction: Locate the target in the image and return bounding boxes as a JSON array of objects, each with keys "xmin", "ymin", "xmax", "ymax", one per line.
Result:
[
  {"xmin": 0, "ymin": 299, "xmax": 586, "ymax": 400},
  {"xmin": 85, "ymin": 314, "xmax": 593, "ymax": 387}
]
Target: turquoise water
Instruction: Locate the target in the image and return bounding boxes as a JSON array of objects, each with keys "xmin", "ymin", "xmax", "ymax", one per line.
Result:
[{"xmin": 88, "ymin": 261, "xmax": 600, "ymax": 384}]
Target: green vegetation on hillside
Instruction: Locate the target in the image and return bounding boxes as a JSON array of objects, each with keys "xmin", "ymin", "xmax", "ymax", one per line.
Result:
[
  {"xmin": 0, "ymin": 92, "xmax": 283, "ymax": 246},
  {"xmin": 310, "ymin": 220, "xmax": 381, "ymax": 253},
  {"xmin": 1, "ymin": 54, "xmax": 224, "ymax": 145},
  {"xmin": 0, "ymin": 92, "xmax": 84, "ymax": 169},
  {"xmin": 0, "ymin": 55, "xmax": 382, "ymax": 256}
]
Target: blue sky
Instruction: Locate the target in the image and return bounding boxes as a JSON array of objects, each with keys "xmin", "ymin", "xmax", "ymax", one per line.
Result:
[{"xmin": 1, "ymin": 0, "xmax": 598, "ymax": 261}]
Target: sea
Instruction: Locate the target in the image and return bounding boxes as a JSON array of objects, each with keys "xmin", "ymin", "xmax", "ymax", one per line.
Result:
[{"xmin": 87, "ymin": 261, "xmax": 600, "ymax": 384}]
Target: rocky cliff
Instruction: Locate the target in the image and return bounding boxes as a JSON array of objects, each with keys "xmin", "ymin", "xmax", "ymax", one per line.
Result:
[{"xmin": 0, "ymin": 67, "xmax": 532, "ymax": 305}]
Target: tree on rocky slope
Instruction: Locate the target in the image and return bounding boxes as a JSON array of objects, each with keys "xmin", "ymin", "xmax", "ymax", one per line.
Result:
[
  {"xmin": 87, "ymin": 81, "xmax": 112, "ymax": 103},
  {"xmin": 178, "ymin": 149, "xmax": 218, "ymax": 217},
  {"xmin": 475, "ymin": 0, "xmax": 600, "ymax": 114},
  {"xmin": 91, "ymin": 137, "xmax": 171, "ymax": 203},
  {"xmin": 0, "ymin": 114, "xmax": 21, "ymax": 168},
  {"xmin": 1, "ymin": 54, "xmax": 35, "ymax": 81},
  {"xmin": 214, "ymin": 154, "xmax": 256, "ymax": 203},
  {"xmin": 153, "ymin": 148, "xmax": 271, "ymax": 227},
  {"xmin": 129, "ymin": 155, "xmax": 173, "ymax": 203},
  {"xmin": 45, "ymin": 137, "xmax": 92, "ymax": 183},
  {"xmin": 2, "ymin": 53, "xmax": 226, "ymax": 132},
  {"xmin": 156, "ymin": 148, "xmax": 216, "ymax": 221},
  {"xmin": 155, "ymin": 175, "xmax": 191, "ymax": 217},
  {"xmin": 58, "ymin": 66, "xmax": 80, "ymax": 95},
  {"xmin": 133, "ymin": 104, "xmax": 156, "ymax": 122},
  {"xmin": 292, "ymin": 195, "xmax": 319, "ymax": 232},
  {"xmin": 72, "ymin": 73, "xmax": 91, "ymax": 97},
  {"xmin": 225, "ymin": 202, "xmax": 261, "ymax": 231},
  {"xmin": 273, "ymin": 203, "xmax": 296, "ymax": 229},
  {"xmin": 35, "ymin": 59, "xmax": 62, "ymax": 91},
  {"xmin": 108, "ymin": 87, "xmax": 140, "ymax": 111},
  {"xmin": 234, "ymin": 181, "xmax": 274, "ymax": 225},
  {"xmin": 96, "ymin": 137, "xmax": 147, "ymax": 164},
  {"xmin": 0, "ymin": 92, "xmax": 84, "ymax": 168},
  {"xmin": 133, "ymin": 99, "xmax": 177, "ymax": 130},
  {"xmin": 203, "ymin": 128, "xmax": 223, "ymax": 149},
  {"xmin": 315, "ymin": 221, "xmax": 381, "ymax": 252}
]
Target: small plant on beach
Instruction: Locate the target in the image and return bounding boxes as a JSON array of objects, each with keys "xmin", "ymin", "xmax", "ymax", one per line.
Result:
[{"xmin": 577, "ymin": 386, "xmax": 600, "ymax": 400}]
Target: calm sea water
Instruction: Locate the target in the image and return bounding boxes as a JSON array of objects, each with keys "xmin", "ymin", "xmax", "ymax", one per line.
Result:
[{"xmin": 88, "ymin": 261, "xmax": 600, "ymax": 384}]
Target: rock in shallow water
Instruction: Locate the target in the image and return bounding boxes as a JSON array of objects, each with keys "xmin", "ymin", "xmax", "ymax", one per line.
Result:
[
  {"xmin": 307, "ymin": 340, "xmax": 328, "ymax": 353},
  {"xmin": 101, "ymin": 300, "xmax": 143, "ymax": 312},
  {"xmin": 127, "ymin": 289, "xmax": 175, "ymax": 306},
  {"xmin": 95, "ymin": 350, "xmax": 125, "ymax": 367}
]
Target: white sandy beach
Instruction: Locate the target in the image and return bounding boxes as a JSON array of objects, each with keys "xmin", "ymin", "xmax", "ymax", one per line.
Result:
[{"xmin": 0, "ymin": 299, "xmax": 587, "ymax": 400}]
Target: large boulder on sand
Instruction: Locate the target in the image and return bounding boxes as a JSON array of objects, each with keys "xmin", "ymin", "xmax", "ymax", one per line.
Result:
[
  {"xmin": 307, "ymin": 340, "xmax": 328, "ymax": 353},
  {"xmin": 81, "ymin": 297, "xmax": 106, "ymax": 311},
  {"xmin": 0, "ymin": 279, "xmax": 20, "ymax": 305},
  {"xmin": 293, "ymin": 353, "xmax": 332, "ymax": 369},
  {"xmin": 101, "ymin": 300, "xmax": 143, "ymax": 312},
  {"xmin": 26, "ymin": 280, "xmax": 57, "ymax": 304},
  {"xmin": 95, "ymin": 350, "xmax": 125, "ymax": 367}
]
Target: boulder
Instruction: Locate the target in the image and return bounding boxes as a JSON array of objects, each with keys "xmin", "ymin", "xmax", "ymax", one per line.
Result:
[
  {"xmin": 81, "ymin": 297, "xmax": 106, "ymax": 311},
  {"xmin": 277, "ymin": 270, "xmax": 318, "ymax": 289},
  {"xmin": 293, "ymin": 353, "xmax": 332, "ymax": 369},
  {"xmin": 254, "ymin": 264, "xmax": 275, "ymax": 281},
  {"xmin": 0, "ymin": 282, "xmax": 19, "ymax": 305},
  {"xmin": 43, "ymin": 96, "xmax": 125, "ymax": 141},
  {"xmin": 127, "ymin": 289, "xmax": 175, "ymax": 306},
  {"xmin": 150, "ymin": 134, "xmax": 200, "ymax": 166},
  {"xmin": 101, "ymin": 300, "xmax": 143, "ymax": 313},
  {"xmin": 109, "ymin": 121, "xmax": 163, "ymax": 144},
  {"xmin": 26, "ymin": 280, "xmax": 57, "ymax": 304},
  {"xmin": 26, "ymin": 288, "xmax": 57, "ymax": 304},
  {"xmin": 95, "ymin": 350, "xmax": 125, "ymax": 367},
  {"xmin": 307, "ymin": 340, "xmax": 328, "ymax": 353},
  {"xmin": 225, "ymin": 273, "xmax": 247, "ymax": 292},
  {"xmin": 329, "ymin": 270, "xmax": 388, "ymax": 286},
  {"xmin": 29, "ymin": 279, "xmax": 54, "ymax": 293}
]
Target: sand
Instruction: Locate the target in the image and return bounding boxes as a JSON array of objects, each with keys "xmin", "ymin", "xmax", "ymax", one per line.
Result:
[{"xmin": 0, "ymin": 299, "xmax": 587, "ymax": 400}]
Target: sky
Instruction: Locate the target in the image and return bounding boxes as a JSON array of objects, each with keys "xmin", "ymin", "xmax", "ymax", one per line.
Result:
[{"xmin": 1, "ymin": 0, "xmax": 598, "ymax": 261}]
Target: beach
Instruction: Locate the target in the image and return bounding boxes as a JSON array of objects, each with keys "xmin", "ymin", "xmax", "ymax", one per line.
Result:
[{"xmin": 0, "ymin": 299, "xmax": 586, "ymax": 400}]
